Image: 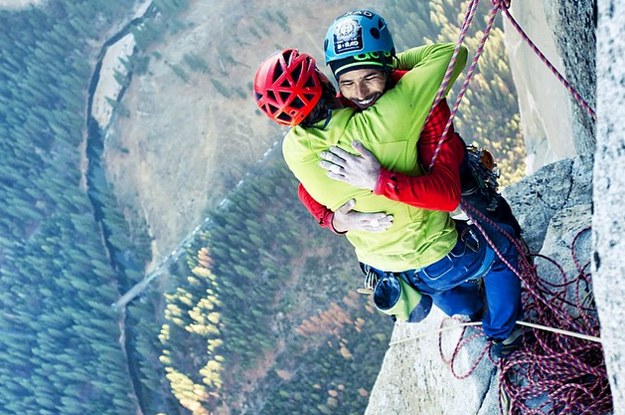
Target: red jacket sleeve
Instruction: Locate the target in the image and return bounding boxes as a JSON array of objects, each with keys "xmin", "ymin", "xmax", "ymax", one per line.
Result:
[
  {"xmin": 373, "ymin": 100, "xmax": 464, "ymax": 212},
  {"xmin": 297, "ymin": 183, "xmax": 343, "ymax": 234}
]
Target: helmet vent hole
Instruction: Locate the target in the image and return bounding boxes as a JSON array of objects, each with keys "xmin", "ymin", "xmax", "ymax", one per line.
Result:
[
  {"xmin": 282, "ymin": 50, "xmax": 294, "ymax": 62},
  {"xmin": 291, "ymin": 64, "xmax": 302, "ymax": 81},
  {"xmin": 277, "ymin": 112, "xmax": 291, "ymax": 123},
  {"xmin": 279, "ymin": 91, "xmax": 291, "ymax": 102},
  {"xmin": 272, "ymin": 65, "xmax": 284, "ymax": 82},
  {"xmin": 267, "ymin": 90, "xmax": 276, "ymax": 101},
  {"xmin": 254, "ymin": 92, "xmax": 263, "ymax": 102},
  {"xmin": 370, "ymin": 28, "xmax": 380, "ymax": 39},
  {"xmin": 290, "ymin": 96, "xmax": 305, "ymax": 109}
]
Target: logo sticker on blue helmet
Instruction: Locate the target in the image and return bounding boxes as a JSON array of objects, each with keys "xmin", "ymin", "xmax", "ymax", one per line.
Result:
[{"xmin": 333, "ymin": 19, "xmax": 363, "ymax": 55}]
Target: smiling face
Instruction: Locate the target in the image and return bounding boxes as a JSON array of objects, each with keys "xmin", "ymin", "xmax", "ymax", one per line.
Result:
[{"xmin": 337, "ymin": 68, "xmax": 388, "ymax": 109}]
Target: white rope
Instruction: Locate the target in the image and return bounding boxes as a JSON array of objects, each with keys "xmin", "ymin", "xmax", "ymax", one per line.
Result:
[
  {"xmin": 515, "ymin": 320, "xmax": 601, "ymax": 343},
  {"xmin": 388, "ymin": 319, "xmax": 601, "ymax": 347}
]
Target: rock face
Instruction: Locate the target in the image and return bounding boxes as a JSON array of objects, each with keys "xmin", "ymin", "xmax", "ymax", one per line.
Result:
[
  {"xmin": 543, "ymin": 0, "xmax": 596, "ymax": 156},
  {"xmin": 594, "ymin": 0, "xmax": 625, "ymax": 411},
  {"xmin": 365, "ymin": 1, "xmax": 615, "ymax": 413},
  {"xmin": 503, "ymin": 1, "xmax": 596, "ymax": 174},
  {"xmin": 365, "ymin": 158, "xmax": 593, "ymax": 415},
  {"xmin": 503, "ymin": 2, "xmax": 575, "ymax": 173}
]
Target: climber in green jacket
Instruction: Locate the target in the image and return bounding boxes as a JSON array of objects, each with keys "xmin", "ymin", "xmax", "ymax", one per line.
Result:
[
  {"xmin": 284, "ymin": 43, "xmax": 462, "ymax": 271},
  {"xmin": 253, "ymin": 35, "xmax": 522, "ymax": 355}
]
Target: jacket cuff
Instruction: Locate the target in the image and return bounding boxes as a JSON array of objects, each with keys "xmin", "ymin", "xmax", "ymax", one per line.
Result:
[{"xmin": 373, "ymin": 167, "xmax": 395, "ymax": 196}]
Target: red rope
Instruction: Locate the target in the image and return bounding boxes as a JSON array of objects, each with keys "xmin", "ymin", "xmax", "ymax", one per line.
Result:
[
  {"xmin": 495, "ymin": 226, "xmax": 611, "ymax": 415},
  {"xmin": 425, "ymin": 0, "xmax": 481, "ymax": 169},
  {"xmin": 462, "ymin": 201, "xmax": 580, "ymax": 328},
  {"xmin": 499, "ymin": 6, "xmax": 596, "ymax": 121},
  {"xmin": 427, "ymin": 0, "xmax": 596, "ymax": 175},
  {"xmin": 427, "ymin": 0, "xmax": 480, "ymax": 121},
  {"xmin": 442, "ymin": 206, "xmax": 613, "ymax": 414},
  {"xmin": 430, "ymin": 2, "xmax": 502, "ymax": 170}
]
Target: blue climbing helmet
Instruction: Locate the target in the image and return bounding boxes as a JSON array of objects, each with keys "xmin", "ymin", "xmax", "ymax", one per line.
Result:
[{"xmin": 323, "ymin": 9, "xmax": 395, "ymax": 80}]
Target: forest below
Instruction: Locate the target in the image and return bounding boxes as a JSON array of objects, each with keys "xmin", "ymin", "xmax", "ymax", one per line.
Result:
[{"xmin": 0, "ymin": 0, "xmax": 524, "ymax": 414}]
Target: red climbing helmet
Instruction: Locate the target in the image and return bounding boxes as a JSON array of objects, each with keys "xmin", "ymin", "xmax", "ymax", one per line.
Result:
[{"xmin": 253, "ymin": 49, "xmax": 323, "ymax": 127}]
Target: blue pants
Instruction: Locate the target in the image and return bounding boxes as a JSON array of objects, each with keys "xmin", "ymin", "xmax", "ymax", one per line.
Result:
[{"xmin": 367, "ymin": 222, "xmax": 522, "ymax": 341}]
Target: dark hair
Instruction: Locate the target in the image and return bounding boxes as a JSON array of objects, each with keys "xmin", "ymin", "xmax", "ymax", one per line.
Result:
[{"xmin": 300, "ymin": 75, "xmax": 338, "ymax": 127}]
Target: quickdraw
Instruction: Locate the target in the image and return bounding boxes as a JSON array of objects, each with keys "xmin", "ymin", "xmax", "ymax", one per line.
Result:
[{"xmin": 462, "ymin": 144, "xmax": 501, "ymax": 212}]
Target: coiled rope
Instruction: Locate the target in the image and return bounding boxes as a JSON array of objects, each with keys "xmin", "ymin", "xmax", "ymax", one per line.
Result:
[
  {"xmin": 495, "ymin": 225, "xmax": 611, "ymax": 415},
  {"xmin": 388, "ymin": 224, "xmax": 611, "ymax": 414},
  {"xmin": 462, "ymin": 201, "xmax": 611, "ymax": 414}
]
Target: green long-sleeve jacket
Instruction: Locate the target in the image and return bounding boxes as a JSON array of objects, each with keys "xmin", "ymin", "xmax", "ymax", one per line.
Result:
[{"xmin": 283, "ymin": 43, "xmax": 468, "ymax": 272}]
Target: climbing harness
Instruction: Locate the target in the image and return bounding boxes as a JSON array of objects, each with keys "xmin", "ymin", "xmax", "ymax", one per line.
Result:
[
  {"xmin": 354, "ymin": 1, "xmax": 601, "ymax": 411},
  {"xmin": 358, "ymin": 265, "xmax": 433, "ymax": 323},
  {"xmin": 356, "ymin": 266, "xmax": 378, "ymax": 295}
]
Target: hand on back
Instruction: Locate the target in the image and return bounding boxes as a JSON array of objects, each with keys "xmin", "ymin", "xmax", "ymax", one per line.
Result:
[
  {"xmin": 331, "ymin": 199, "xmax": 393, "ymax": 233},
  {"xmin": 319, "ymin": 140, "xmax": 381, "ymax": 191}
]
